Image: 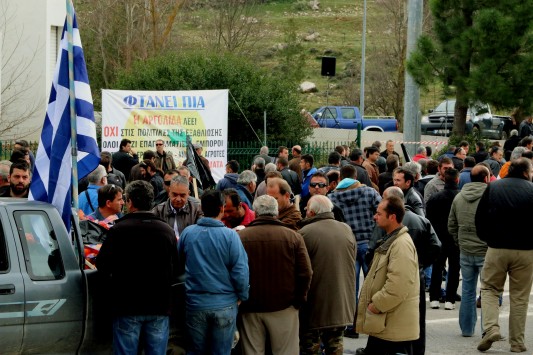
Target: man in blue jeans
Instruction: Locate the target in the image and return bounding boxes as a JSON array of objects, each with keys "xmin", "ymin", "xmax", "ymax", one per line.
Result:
[
  {"xmin": 178, "ymin": 190, "xmax": 249, "ymax": 354},
  {"xmin": 97, "ymin": 180, "xmax": 179, "ymax": 354},
  {"xmin": 448, "ymin": 164, "xmax": 490, "ymax": 337}
]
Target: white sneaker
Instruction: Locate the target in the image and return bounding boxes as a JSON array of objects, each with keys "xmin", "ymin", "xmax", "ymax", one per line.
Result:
[
  {"xmin": 430, "ymin": 300, "xmax": 440, "ymax": 309},
  {"xmin": 445, "ymin": 302, "xmax": 455, "ymax": 310}
]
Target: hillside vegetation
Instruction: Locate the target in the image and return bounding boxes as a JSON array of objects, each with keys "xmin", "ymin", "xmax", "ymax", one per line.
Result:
[{"xmin": 79, "ymin": 0, "xmax": 442, "ymax": 120}]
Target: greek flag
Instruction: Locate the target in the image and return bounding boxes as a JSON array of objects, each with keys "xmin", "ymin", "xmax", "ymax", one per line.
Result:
[{"xmin": 29, "ymin": 8, "xmax": 100, "ymax": 230}]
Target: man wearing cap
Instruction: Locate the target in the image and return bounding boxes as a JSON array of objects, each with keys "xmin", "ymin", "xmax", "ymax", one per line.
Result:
[{"xmin": 154, "ymin": 139, "xmax": 176, "ymax": 172}]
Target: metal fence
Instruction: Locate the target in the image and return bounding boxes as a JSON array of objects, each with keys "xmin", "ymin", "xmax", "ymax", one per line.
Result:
[
  {"xmin": 227, "ymin": 140, "xmax": 356, "ymax": 170},
  {"xmin": 1, "ymin": 139, "xmax": 356, "ymax": 171},
  {"xmin": 0, "ymin": 141, "xmax": 39, "ymax": 161}
]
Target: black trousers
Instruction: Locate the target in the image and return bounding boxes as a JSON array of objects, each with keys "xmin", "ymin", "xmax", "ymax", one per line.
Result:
[
  {"xmin": 429, "ymin": 240, "xmax": 460, "ymax": 303},
  {"xmin": 365, "ymin": 335, "xmax": 414, "ymax": 355},
  {"xmin": 413, "ymin": 271, "xmax": 425, "ymax": 355}
]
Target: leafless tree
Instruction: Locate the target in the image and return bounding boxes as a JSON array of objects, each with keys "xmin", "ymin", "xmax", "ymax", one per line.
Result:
[
  {"xmin": 0, "ymin": 2, "xmax": 43, "ymax": 139},
  {"xmin": 339, "ymin": 0, "xmax": 432, "ymax": 130},
  {"xmin": 77, "ymin": 0, "xmax": 185, "ymax": 106},
  {"xmin": 201, "ymin": 0, "xmax": 263, "ymax": 53}
]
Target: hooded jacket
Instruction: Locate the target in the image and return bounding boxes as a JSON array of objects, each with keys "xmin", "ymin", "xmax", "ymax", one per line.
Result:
[
  {"xmin": 448, "ymin": 182, "xmax": 488, "ymax": 256},
  {"xmin": 216, "ymin": 173, "xmax": 239, "ymax": 191},
  {"xmin": 329, "ymin": 183, "xmax": 381, "ymax": 244}
]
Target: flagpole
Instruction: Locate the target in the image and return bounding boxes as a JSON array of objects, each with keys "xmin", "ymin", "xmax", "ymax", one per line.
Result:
[{"xmin": 66, "ymin": 0, "xmax": 79, "ymax": 210}]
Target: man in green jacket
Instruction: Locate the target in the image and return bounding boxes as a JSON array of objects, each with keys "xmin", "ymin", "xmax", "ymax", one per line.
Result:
[{"xmin": 448, "ymin": 164, "xmax": 490, "ymax": 338}]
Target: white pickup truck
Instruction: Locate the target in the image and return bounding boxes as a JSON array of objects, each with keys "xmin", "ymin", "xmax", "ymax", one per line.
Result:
[{"xmin": 421, "ymin": 99, "xmax": 510, "ymax": 139}]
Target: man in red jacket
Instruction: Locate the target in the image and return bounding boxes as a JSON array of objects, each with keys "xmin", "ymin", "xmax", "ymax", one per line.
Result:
[{"xmin": 222, "ymin": 188, "xmax": 255, "ymax": 229}]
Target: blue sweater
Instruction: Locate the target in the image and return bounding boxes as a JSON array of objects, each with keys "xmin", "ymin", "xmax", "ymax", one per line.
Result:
[
  {"xmin": 178, "ymin": 217, "xmax": 249, "ymax": 311},
  {"xmin": 78, "ymin": 185, "xmax": 100, "ymax": 216}
]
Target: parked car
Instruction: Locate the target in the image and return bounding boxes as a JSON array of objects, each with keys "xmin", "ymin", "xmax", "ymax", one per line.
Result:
[
  {"xmin": 421, "ymin": 99, "xmax": 510, "ymax": 139},
  {"xmin": 311, "ymin": 106, "xmax": 398, "ymax": 132}
]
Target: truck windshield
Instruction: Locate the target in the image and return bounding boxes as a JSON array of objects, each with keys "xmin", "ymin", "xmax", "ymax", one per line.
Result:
[{"xmin": 434, "ymin": 100, "xmax": 455, "ymax": 113}]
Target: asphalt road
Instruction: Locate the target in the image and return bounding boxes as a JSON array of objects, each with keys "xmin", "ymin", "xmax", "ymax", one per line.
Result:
[{"xmin": 342, "ymin": 275, "xmax": 533, "ymax": 354}]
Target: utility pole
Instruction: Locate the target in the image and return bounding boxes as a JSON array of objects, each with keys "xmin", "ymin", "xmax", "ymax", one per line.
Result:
[
  {"xmin": 359, "ymin": 0, "xmax": 367, "ymax": 117},
  {"xmin": 403, "ymin": 0, "xmax": 423, "ymax": 157}
]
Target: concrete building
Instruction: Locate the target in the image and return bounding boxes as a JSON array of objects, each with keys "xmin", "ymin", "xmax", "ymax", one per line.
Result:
[{"xmin": 0, "ymin": 0, "xmax": 65, "ymax": 141}]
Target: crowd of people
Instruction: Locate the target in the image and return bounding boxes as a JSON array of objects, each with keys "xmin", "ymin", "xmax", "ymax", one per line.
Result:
[{"xmin": 5, "ymin": 133, "xmax": 533, "ymax": 355}]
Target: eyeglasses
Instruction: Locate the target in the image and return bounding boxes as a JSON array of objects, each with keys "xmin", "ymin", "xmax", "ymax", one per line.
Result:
[
  {"xmin": 156, "ymin": 143, "xmax": 163, "ymax": 146},
  {"xmin": 164, "ymin": 181, "xmax": 172, "ymax": 186},
  {"xmin": 310, "ymin": 182, "xmax": 327, "ymax": 188}
]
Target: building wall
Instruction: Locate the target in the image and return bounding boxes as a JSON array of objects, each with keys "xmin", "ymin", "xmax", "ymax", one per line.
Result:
[{"xmin": 0, "ymin": 0, "xmax": 64, "ymax": 141}]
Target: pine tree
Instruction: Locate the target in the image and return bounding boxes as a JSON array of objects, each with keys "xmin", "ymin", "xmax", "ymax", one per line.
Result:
[{"xmin": 407, "ymin": 0, "xmax": 533, "ymax": 136}]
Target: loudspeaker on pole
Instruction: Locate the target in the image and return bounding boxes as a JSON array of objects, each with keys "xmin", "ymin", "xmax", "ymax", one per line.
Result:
[{"xmin": 321, "ymin": 56, "xmax": 336, "ymax": 76}]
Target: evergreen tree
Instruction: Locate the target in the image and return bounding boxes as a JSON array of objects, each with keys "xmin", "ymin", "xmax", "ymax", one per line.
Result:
[{"xmin": 407, "ymin": 0, "xmax": 533, "ymax": 137}]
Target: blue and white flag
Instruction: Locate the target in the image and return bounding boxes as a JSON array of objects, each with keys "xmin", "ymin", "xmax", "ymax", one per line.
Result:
[{"xmin": 29, "ymin": 7, "xmax": 100, "ymax": 230}]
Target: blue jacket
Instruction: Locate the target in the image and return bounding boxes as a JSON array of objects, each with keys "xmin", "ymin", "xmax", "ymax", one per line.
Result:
[
  {"xmin": 216, "ymin": 173, "xmax": 239, "ymax": 191},
  {"xmin": 301, "ymin": 167, "xmax": 318, "ymax": 198},
  {"xmin": 78, "ymin": 185, "xmax": 100, "ymax": 216},
  {"xmin": 178, "ymin": 217, "xmax": 249, "ymax": 311},
  {"xmin": 458, "ymin": 168, "xmax": 472, "ymax": 190},
  {"xmin": 236, "ymin": 184, "xmax": 254, "ymax": 210}
]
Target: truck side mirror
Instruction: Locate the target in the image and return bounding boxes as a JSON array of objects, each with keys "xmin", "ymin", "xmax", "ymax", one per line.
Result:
[{"xmin": 428, "ymin": 109, "xmax": 433, "ymax": 113}]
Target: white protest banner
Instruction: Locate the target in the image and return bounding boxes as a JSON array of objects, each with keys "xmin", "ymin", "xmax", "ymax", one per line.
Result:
[{"xmin": 102, "ymin": 89, "xmax": 228, "ymax": 181}]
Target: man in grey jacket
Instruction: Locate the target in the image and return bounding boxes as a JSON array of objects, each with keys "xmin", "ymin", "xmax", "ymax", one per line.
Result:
[
  {"xmin": 151, "ymin": 175, "xmax": 203, "ymax": 238},
  {"xmin": 299, "ymin": 195, "xmax": 355, "ymax": 354},
  {"xmin": 448, "ymin": 164, "xmax": 490, "ymax": 337}
]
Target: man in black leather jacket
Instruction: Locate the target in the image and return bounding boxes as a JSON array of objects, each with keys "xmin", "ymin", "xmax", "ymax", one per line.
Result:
[{"xmin": 392, "ymin": 166, "xmax": 425, "ymax": 217}]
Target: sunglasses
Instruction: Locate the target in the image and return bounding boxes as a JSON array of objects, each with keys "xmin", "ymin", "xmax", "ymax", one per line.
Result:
[
  {"xmin": 310, "ymin": 182, "xmax": 327, "ymax": 188},
  {"xmin": 156, "ymin": 143, "xmax": 163, "ymax": 146},
  {"xmin": 164, "ymin": 181, "xmax": 172, "ymax": 186}
]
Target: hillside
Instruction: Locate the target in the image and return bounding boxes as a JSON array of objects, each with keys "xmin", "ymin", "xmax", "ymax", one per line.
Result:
[{"xmin": 172, "ymin": 0, "xmax": 442, "ymax": 116}]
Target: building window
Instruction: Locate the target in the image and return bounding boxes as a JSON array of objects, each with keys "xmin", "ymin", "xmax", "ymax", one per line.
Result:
[{"xmin": 50, "ymin": 25, "xmax": 61, "ymax": 77}]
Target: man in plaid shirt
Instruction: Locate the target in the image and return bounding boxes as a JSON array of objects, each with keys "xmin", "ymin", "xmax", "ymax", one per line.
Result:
[{"xmin": 329, "ymin": 167, "xmax": 381, "ymax": 317}]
